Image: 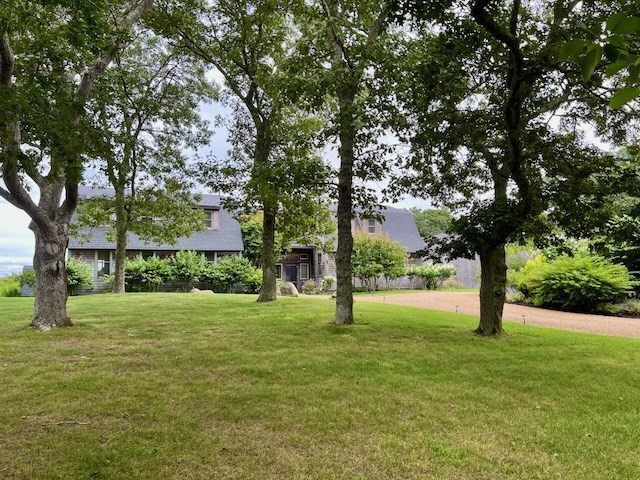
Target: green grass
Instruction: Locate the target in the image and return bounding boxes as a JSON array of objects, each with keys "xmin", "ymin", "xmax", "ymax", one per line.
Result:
[{"xmin": 1, "ymin": 294, "xmax": 639, "ymax": 479}]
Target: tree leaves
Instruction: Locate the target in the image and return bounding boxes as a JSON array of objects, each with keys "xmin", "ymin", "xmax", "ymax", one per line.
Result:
[{"xmin": 610, "ymin": 87, "xmax": 640, "ymax": 109}]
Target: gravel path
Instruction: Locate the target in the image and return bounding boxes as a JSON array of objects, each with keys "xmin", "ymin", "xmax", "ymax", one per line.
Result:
[{"xmin": 359, "ymin": 291, "xmax": 640, "ymax": 338}]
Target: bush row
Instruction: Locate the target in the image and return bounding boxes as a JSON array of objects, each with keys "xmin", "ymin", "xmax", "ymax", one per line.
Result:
[
  {"xmin": 18, "ymin": 258, "xmax": 94, "ymax": 296},
  {"xmin": 124, "ymin": 251, "xmax": 262, "ymax": 293}
]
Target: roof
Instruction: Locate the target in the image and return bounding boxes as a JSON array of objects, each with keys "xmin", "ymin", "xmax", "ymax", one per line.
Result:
[
  {"xmin": 375, "ymin": 206, "xmax": 425, "ymax": 254},
  {"xmin": 78, "ymin": 186, "xmax": 221, "ymax": 208},
  {"xmin": 70, "ymin": 187, "xmax": 242, "ymax": 252},
  {"xmin": 325, "ymin": 204, "xmax": 426, "ymax": 254}
]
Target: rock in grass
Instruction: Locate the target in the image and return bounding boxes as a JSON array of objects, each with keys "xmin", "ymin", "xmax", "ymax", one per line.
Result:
[
  {"xmin": 277, "ymin": 282, "xmax": 299, "ymax": 297},
  {"xmin": 190, "ymin": 288, "xmax": 214, "ymax": 295}
]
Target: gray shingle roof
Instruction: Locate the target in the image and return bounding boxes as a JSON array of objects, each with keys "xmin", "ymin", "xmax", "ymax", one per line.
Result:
[
  {"xmin": 78, "ymin": 186, "xmax": 221, "ymax": 208},
  {"xmin": 376, "ymin": 206, "xmax": 425, "ymax": 254},
  {"xmin": 70, "ymin": 187, "xmax": 242, "ymax": 252}
]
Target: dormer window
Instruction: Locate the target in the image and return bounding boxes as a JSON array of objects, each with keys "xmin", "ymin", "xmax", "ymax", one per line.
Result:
[{"xmin": 204, "ymin": 209, "xmax": 220, "ymax": 230}]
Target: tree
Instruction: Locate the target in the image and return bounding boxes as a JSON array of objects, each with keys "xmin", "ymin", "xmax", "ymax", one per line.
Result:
[
  {"xmin": 154, "ymin": 0, "xmax": 329, "ymax": 303},
  {"xmin": 0, "ymin": 0, "xmax": 153, "ymax": 330},
  {"xmin": 75, "ymin": 33, "xmax": 212, "ymax": 293},
  {"xmin": 409, "ymin": 208, "xmax": 453, "ymax": 239},
  {"xmin": 352, "ymin": 232, "xmax": 407, "ymax": 291},
  {"xmin": 296, "ymin": 0, "xmax": 396, "ymax": 325},
  {"xmin": 393, "ymin": 0, "xmax": 636, "ymax": 335}
]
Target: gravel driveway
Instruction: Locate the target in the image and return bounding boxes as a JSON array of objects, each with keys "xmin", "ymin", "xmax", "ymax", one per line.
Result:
[{"xmin": 359, "ymin": 291, "xmax": 640, "ymax": 338}]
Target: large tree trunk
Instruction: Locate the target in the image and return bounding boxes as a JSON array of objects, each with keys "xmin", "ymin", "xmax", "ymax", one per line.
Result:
[
  {"xmin": 476, "ymin": 243, "xmax": 507, "ymax": 336},
  {"xmin": 31, "ymin": 223, "xmax": 73, "ymax": 330},
  {"xmin": 112, "ymin": 223, "xmax": 127, "ymax": 293},
  {"xmin": 112, "ymin": 192, "xmax": 128, "ymax": 293},
  {"xmin": 334, "ymin": 85, "xmax": 357, "ymax": 325},
  {"xmin": 257, "ymin": 202, "xmax": 277, "ymax": 302}
]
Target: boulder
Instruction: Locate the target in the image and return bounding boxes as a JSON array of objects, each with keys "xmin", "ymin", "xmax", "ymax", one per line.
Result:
[
  {"xmin": 277, "ymin": 282, "xmax": 299, "ymax": 297},
  {"xmin": 190, "ymin": 288, "xmax": 214, "ymax": 295}
]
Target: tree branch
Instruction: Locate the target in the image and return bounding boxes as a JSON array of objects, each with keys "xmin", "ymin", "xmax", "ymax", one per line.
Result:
[{"xmin": 0, "ymin": 34, "xmax": 15, "ymax": 86}]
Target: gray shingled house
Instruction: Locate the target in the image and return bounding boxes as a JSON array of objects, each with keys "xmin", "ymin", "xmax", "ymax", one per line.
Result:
[
  {"xmin": 278, "ymin": 206, "xmax": 427, "ymax": 291},
  {"xmin": 68, "ymin": 187, "xmax": 243, "ymax": 284}
]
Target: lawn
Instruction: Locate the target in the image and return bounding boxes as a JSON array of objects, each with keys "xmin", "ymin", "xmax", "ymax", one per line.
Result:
[{"xmin": 1, "ymin": 294, "xmax": 639, "ymax": 479}]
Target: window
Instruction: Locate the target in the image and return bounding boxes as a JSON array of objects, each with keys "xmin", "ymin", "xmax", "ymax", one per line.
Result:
[
  {"xmin": 300, "ymin": 253, "xmax": 309, "ymax": 260},
  {"xmin": 368, "ymin": 219, "xmax": 376, "ymax": 234},
  {"xmin": 204, "ymin": 210, "xmax": 220, "ymax": 230},
  {"xmin": 97, "ymin": 251, "xmax": 111, "ymax": 276},
  {"xmin": 140, "ymin": 251, "xmax": 154, "ymax": 260},
  {"xmin": 300, "ymin": 263, "xmax": 309, "ymax": 280},
  {"xmin": 204, "ymin": 251, "xmax": 216, "ymax": 262},
  {"xmin": 275, "ymin": 264, "xmax": 282, "ymax": 279}
]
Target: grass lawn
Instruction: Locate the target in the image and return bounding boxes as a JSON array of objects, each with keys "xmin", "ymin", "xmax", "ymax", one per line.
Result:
[{"xmin": 1, "ymin": 294, "xmax": 639, "ymax": 479}]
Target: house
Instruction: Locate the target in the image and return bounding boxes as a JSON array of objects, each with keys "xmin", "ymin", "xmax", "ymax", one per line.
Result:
[
  {"xmin": 68, "ymin": 187, "xmax": 244, "ymax": 284},
  {"xmin": 277, "ymin": 206, "xmax": 426, "ymax": 290}
]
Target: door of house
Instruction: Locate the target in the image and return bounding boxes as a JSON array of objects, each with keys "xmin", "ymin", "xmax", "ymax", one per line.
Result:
[{"xmin": 285, "ymin": 265, "xmax": 298, "ymax": 284}]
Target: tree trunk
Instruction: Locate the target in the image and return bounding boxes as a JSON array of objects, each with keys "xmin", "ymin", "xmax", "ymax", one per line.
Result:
[
  {"xmin": 257, "ymin": 202, "xmax": 277, "ymax": 302},
  {"xmin": 112, "ymin": 223, "xmax": 127, "ymax": 293},
  {"xmin": 31, "ymin": 223, "xmax": 73, "ymax": 330},
  {"xmin": 476, "ymin": 243, "xmax": 507, "ymax": 336},
  {"xmin": 112, "ymin": 193, "xmax": 128, "ymax": 293},
  {"xmin": 334, "ymin": 86, "xmax": 357, "ymax": 325}
]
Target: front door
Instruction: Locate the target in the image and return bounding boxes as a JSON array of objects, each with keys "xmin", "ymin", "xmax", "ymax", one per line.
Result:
[{"xmin": 285, "ymin": 265, "xmax": 298, "ymax": 284}]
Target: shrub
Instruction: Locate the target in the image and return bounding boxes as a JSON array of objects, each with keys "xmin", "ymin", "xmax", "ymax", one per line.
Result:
[
  {"xmin": 0, "ymin": 275, "xmax": 21, "ymax": 297},
  {"xmin": 207, "ymin": 255, "xmax": 260, "ymax": 293},
  {"xmin": 66, "ymin": 258, "xmax": 94, "ymax": 295},
  {"xmin": 440, "ymin": 278, "xmax": 466, "ymax": 290},
  {"xmin": 170, "ymin": 250, "xmax": 208, "ymax": 289},
  {"xmin": 303, "ymin": 280, "xmax": 318, "ymax": 295},
  {"xmin": 13, "ymin": 262, "xmax": 93, "ymax": 296},
  {"xmin": 125, "ymin": 256, "xmax": 173, "ymax": 292},
  {"xmin": 321, "ymin": 275, "xmax": 335, "ymax": 291},
  {"xmin": 506, "ymin": 291, "xmax": 526, "ymax": 304},
  {"xmin": 352, "ymin": 232, "xmax": 407, "ymax": 291},
  {"xmin": 513, "ymin": 253, "xmax": 636, "ymax": 310},
  {"xmin": 407, "ymin": 264, "xmax": 457, "ymax": 290},
  {"xmin": 596, "ymin": 300, "xmax": 640, "ymax": 316}
]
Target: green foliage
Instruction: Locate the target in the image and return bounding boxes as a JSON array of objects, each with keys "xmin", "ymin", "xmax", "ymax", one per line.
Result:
[
  {"xmin": 239, "ymin": 213, "xmax": 288, "ymax": 267},
  {"xmin": 170, "ymin": 251, "xmax": 208, "ymax": 288},
  {"xmin": 303, "ymin": 280, "xmax": 318, "ymax": 295},
  {"xmin": 65, "ymin": 259, "xmax": 94, "ymax": 295},
  {"xmin": 596, "ymin": 300, "xmax": 640, "ymax": 317},
  {"xmin": 321, "ymin": 276, "xmax": 335, "ymax": 291},
  {"xmin": 512, "ymin": 254, "xmax": 636, "ymax": 311},
  {"xmin": 0, "ymin": 276, "xmax": 21, "ymax": 297},
  {"xmin": 409, "ymin": 208, "xmax": 453, "ymax": 239},
  {"xmin": 206, "ymin": 256, "xmax": 261, "ymax": 293},
  {"xmin": 18, "ymin": 269, "xmax": 35, "ymax": 288},
  {"xmin": 124, "ymin": 256, "xmax": 173, "ymax": 292},
  {"xmin": 406, "ymin": 264, "xmax": 457, "ymax": 290},
  {"xmin": 352, "ymin": 232, "xmax": 408, "ymax": 291}
]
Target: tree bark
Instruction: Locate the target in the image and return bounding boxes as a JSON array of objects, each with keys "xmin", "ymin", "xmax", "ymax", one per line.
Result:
[
  {"xmin": 476, "ymin": 243, "xmax": 507, "ymax": 336},
  {"xmin": 31, "ymin": 223, "xmax": 73, "ymax": 330},
  {"xmin": 112, "ymin": 190, "xmax": 128, "ymax": 293},
  {"xmin": 257, "ymin": 202, "xmax": 277, "ymax": 302},
  {"xmin": 334, "ymin": 84, "xmax": 357, "ymax": 325}
]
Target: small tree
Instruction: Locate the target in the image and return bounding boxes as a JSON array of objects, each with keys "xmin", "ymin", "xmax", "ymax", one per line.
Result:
[
  {"xmin": 352, "ymin": 232, "xmax": 407, "ymax": 292},
  {"xmin": 207, "ymin": 255, "xmax": 261, "ymax": 293},
  {"xmin": 124, "ymin": 256, "xmax": 173, "ymax": 292}
]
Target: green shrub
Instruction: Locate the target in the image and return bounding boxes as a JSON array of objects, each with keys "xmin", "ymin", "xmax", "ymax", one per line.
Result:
[
  {"xmin": 19, "ymin": 269, "xmax": 36, "ymax": 288},
  {"xmin": 407, "ymin": 264, "xmax": 457, "ymax": 290},
  {"xmin": 66, "ymin": 258, "xmax": 94, "ymax": 295},
  {"xmin": 13, "ymin": 262, "xmax": 93, "ymax": 295},
  {"xmin": 206, "ymin": 255, "xmax": 260, "ymax": 293},
  {"xmin": 125, "ymin": 256, "xmax": 173, "ymax": 292},
  {"xmin": 321, "ymin": 275, "xmax": 335, "ymax": 291},
  {"xmin": 506, "ymin": 291, "xmax": 526, "ymax": 304},
  {"xmin": 0, "ymin": 275, "xmax": 21, "ymax": 297},
  {"xmin": 514, "ymin": 253, "xmax": 636, "ymax": 310},
  {"xmin": 352, "ymin": 232, "xmax": 407, "ymax": 291},
  {"xmin": 596, "ymin": 300, "xmax": 640, "ymax": 316},
  {"xmin": 303, "ymin": 280, "xmax": 318, "ymax": 295},
  {"xmin": 170, "ymin": 250, "xmax": 208, "ymax": 289}
]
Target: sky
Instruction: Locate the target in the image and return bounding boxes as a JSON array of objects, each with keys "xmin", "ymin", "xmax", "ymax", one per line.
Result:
[{"xmin": 0, "ymin": 100, "xmax": 430, "ymax": 276}]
